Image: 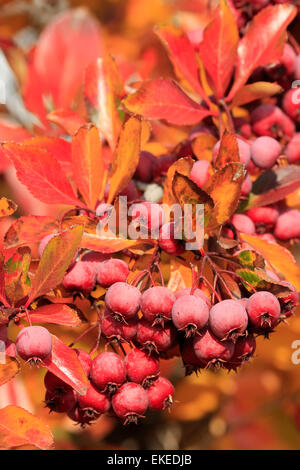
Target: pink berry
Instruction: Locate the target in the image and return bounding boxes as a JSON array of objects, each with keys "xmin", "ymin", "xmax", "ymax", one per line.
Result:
[
  {"xmin": 136, "ymin": 319, "xmax": 176, "ymax": 354},
  {"xmin": 131, "ymin": 201, "xmax": 164, "ymax": 234},
  {"xmin": 189, "ymin": 160, "xmax": 211, "ymax": 188},
  {"xmin": 247, "ymin": 206, "xmax": 279, "ymax": 231},
  {"xmin": 16, "ymin": 326, "xmax": 52, "ymax": 364},
  {"xmin": 175, "ymin": 287, "xmax": 211, "ymax": 308},
  {"xmin": 193, "ymin": 329, "xmax": 234, "ymax": 368},
  {"xmin": 90, "ymin": 352, "xmax": 127, "ymax": 393},
  {"xmin": 62, "ymin": 261, "xmax": 96, "ymax": 294},
  {"xmin": 282, "ymin": 89, "xmax": 300, "ymax": 121},
  {"xmin": 124, "ymin": 348, "xmax": 160, "ymax": 387},
  {"xmin": 147, "ymin": 376, "xmax": 174, "ymax": 411},
  {"xmin": 256, "ymin": 232, "xmax": 276, "ymax": 243},
  {"xmin": 241, "ymin": 173, "xmax": 252, "ymax": 197},
  {"xmin": 280, "ymin": 43, "xmax": 296, "ymax": 75},
  {"xmin": 105, "ymin": 282, "xmax": 141, "ymax": 321},
  {"xmin": 101, "ymin": 310, "xmax": 138, "ymax": 343},
  {"xmin": 45, "ymin": 388, "xmax": 77, "ymax": 413},
  {"xmin": 74, "ymin": 349, "xmax": 92, "ymax": 376},
  {"xmin": 213, "ymin": 138, "xmax": 251, "ymax": 167},
  {"xmin": 278, "ymin": 281, "xmax": 298, "ymax": 319},
  {"xmin": 158, "ymin": 222, "xmax": 185, "ymax": 256},
  {"xmin": 246, "ymin": 291, "xmax": 281, "ymax": 332},
  {"xmin": 171, "ymin": 294, "xmax": 209, "ymax": 337},
  {"xmin": 209, "ymin": 299, "xmax": 248, "ymax": 342},
  {"xmin": 135, "ymin": 151, "xmax": 155, "ymax": 182},
  {"xmin": 181, "ymin": 340, "xmax": 206, "ymax": 375},
  {"xmin": 97, "ymin": 259, "xmax": 129, "ymax": 287},
  {"xmin": 231, "ymin": 214, "xmax": 256, "ymax": 235},
  {"xmin": 78, "ymin": 382, "xmax": 111, "ymax": 418},
  {"xmin": 224, "ymin": 334, "xmax": 256, "ymax": 371},
  {"xmin": 81, "ymin": 251, "xmax": 109, "ymax": 275},
  {"xmin": 274, "ymin": 209, "xmax": 300, "ymax": 241},
  {"xmin": 141, "ymin": 286, "xmax": 176, "ymax": 325},
  {"xmin": 285, "ymin": 133, "xmax": 300, "ymax": 163},
  {"xmin": 251, "ymin": 104, "xmax": 295, "ymax": 138},
  {"xmin": 250, "ymin": 137, "xmax": 282, "ymax": 169},
  {"xmin": 112, "ymin": 382, "xmax": 148, "ymax": 424}
]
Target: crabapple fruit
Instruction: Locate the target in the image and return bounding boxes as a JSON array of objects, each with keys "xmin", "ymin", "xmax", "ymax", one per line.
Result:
[
  {"xmin": 101, "ymin": 310, "xmax": 138, "ymax": 343},
  {"xmin": 135, "ymin": 151, "xmax": 155, "ymax": 182},
  {"xmin": 62, "ymin": 261, "xmax": 96, "ymax": 294},
  {"xmin": 153, "ymin": 154, "xmax": 177, "ymax": 178},
  {"xmin": 67, "ymin": 405, "xmax": 96, "ymax": 426},
  {"xmin": 81, "ymin": 251, "xmax": 109, "ymax": 275},
  {"xmin": 44, "ymin": 371, "xmax": 71, "ymax": 394},
  {"xmin": 250, "ymin": 136, "xmax": 282, "ymax": 169},
  {"xmin": 97, "ymin": 259, "xmax": 129, "ymax": 287},
  {"xmin": 274, "ymin": 209, "xmax": 300, "ymax": 240},
  {"xmin": 278, "ymin": 281, "xmax": 298, "ymax": 319},
  {"xmin": 246, "ymin": 291, "xmax": 281, "ymax": 332},
  {"xmin": 247, "ymin": 205, "xmax": 279, "ymax": 231},
  {"xmin": 189, "ymin": 160, "xmax": 211, "ymax": 188},
  {"xmin": 78, "ymin": 382, "xmax": 111, "ymax": 418},
  {"xmin": 231, "ymin": 213, "xmax": 256, "ymax": 235},
  {"xmin": 141, "ymin": 286, "xmax": 176, "ymax": 325},
  {"xmin": 285, "ymin": 133, "xmax": 300, "ymax": 163},
  {"xmin": 136, "ymin": 319, "xmax": 176, "ymax": 354},
  {"xmin": 175, "ymin": 287, "xmax": 211, "ymax": 308},
  {"xmin": 193, "ymin": 329, "xmax": 234, "ymax": 368},
  {"xmin": 251, "ymin": 104, "xmax": 295, "ymax": 138},
  {"xmin": 282, "ymin": 89, "xmax": 300, "ymax": 121},
  {"xmin": 171, "ymin": 294, "xmax": 209, "ymax": 337},
  {"xmin": 224, "ymin": 334, "xmax": 256, "ymax": 371},
  {"xmin": 90, "ymin": 352, "xmax": 127, "ymax": 393},
  {"xmin": 16, "ymin": 326, "xmax": 52, "ymax": 364},
  {"xmin": 181, "ymin": 340, "xmax": 206, "ymax": 375},
  {"xmin": 112, "ymin": 382, "xmax": 149, "ymax": 424},
  {"xmin": 105, "ymin": 282, "xmax": 141, "ymax": 321},
  {"xmin": 74, "ymin": 349, "xmax": 92, "ymax": 376},
  {"xmin": 241, "ymin": 173, "xmax": 252, "ymax": 197},
  {"xmin": 124, "ymin": 348, "xmax": 160, "ymax": 387},
  {"xmin": 158, "ymin": 222, "xmax": 185, "ymax": 256},
  {"xmin": 209, "ymin": 299, "xmax": 248, "ymax": 342},
  {"xmin": 147, "ymin": 377, "xmax": 174, "ymax": 411},
  {"xmin": 45, "ymin": 388, "xmax": 77, "ymax": 413}
]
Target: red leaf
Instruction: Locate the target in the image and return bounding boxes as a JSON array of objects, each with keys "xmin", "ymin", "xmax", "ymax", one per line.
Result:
[
  {"xmin": 227, "ymin": 4, "xmax": 297, "ymax": 101},
  {"xmin": 28, "ymin": 304, "xmax": 83, "ymax": 327},
  {"xmin": 47, "ymin": 109, "xmax": 87, "ymax": 135},
  {"xmin": 4, "ymin": 216, "xmax": 57, "ymax": 249},
  {"xmin": 0, "ymin": 117, "xmax": 31, "ymax": 172},
  {"xmin": 84, "ymin": 56, "xmax": 123, "ymax": 150},
  {"xmin": 0, "ymin": 252, "xmax": 8, "ymax": 306},
  {"xmin": 2, "ymin": 142, "xmax": 82, "ymax": 207},
  {"xmin": 155, "ymin": 25, "xmax": 205, "ymax": 97},
  {"xmin": 198, "ymin": 0, "xmax": 239, "ymax": 98},
  {"xmin": 72, "ymin": 125, "xmax": 105, "ymax": 209},
  {"xmin": 43, "ymin": 335, "xmax": 88, "ymax": 395},
  {"xmin": 123, "ymin": 79, "xmax": 213, "ymax": 126}
]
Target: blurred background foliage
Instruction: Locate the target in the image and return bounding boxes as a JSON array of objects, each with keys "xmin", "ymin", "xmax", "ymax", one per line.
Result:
[{"xmin": 1, "ymin": 0, "xmax": 300, "ymax": 450}]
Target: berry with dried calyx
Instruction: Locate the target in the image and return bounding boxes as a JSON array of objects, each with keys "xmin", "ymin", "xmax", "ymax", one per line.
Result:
[
  {"xmin": 112, "ymin": 382, "xmax": 148, "ymax": 425},
  {"xmin": 172, "ymin": 294, "xmax": 209, "ymax": 337},
  {"xmin": 16, "ymin": 326, "xmax": 52, "ymax": 365},
  {"xmin": 105, "ymin": 282, "xmax": 141, "ymax": 321},
  {"xmin": 147, "ymin": 377, "xmax": 174, "ymax": 411},
  {"xmin": 124, "ymin": 348, "xmax": 160, "ymax": 387},
  {"xmin": 209, "ymin": 299, "xmax": 248, "ymax": 342},
  {"xmin": 141, "ymin": 286, "xmax": 175, "ymax": 325},
  {"xmin": 90, "ymin": 352, "xmax": 127, "ymax": 393}
]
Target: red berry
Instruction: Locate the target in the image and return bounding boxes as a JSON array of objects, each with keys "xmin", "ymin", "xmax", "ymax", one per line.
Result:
[
  {"xmin": 101, "ymin": 310, "xmax": 138, "ymax": 343},
  {"xmin": 112, "ymin": 382, "xmax": 148, "ymax": 424},
  {"xmin": 295, "ymin": 55, "xmax": 300, "ymax": 79},
  {"xmin": 251, "ymin": 136, "xmax": 282, "ymax": 169},
  {"xmin": 171, "ymin": 294, "xmax": 209, "ymax": 337},
  {"xmin": 246, "ymin": 291, "xmax": 281, "ymax": 333},
  {"xmin": 81, "ymin": 251, "xmax": 109, "ymax": 275},
  {"xmin": 44, "ymin": 371, "xmax": 71, "ymax": 394},
  {"xmin": 286, "ymin": 133, "xmax": 300, "ymax": 163},
  {"xmin": 153, "ymin": 154, "xmax": 177, "ymax": 178},
  {"xmin": 105, "ymin": 282, "xmax": 141, "ymax": 321},
  {"xmin": 274, "ymin": 209, "xmax": 300, "ymax": 241},
  {"xmin": 282, "ymin": 89, "xmax": 300, "ymax": 121},
  {"xmin": 136, "ymin": 319, "xmax": 176, "ymax": 354},
  {"xmin": 181, "ymin": 340, "xmax": 206, "ymax": 375},
  {"xmin": 141, "ymin": 286, "xmax": 175, "ymax": 325},
  {"xmin": 90, "ymin": 352, "xmax": 127, "ymax": 393},
  {"xmin": 189, "ymin": 160, "xmax": 211, "ymax": 188},
  {"xmin": 124, "ymin": 348, "xmax": 160, "ymax": 387},
  {"xmin": 213, "ymin": 138, "xmax": 251, "ymax": 167},
  {"xmin": 62, "ymin": 261, "xmax": 96, "ymax": 294},
  {"xmin": 209, "ymin": 299, "xmax": 248, "ymax": 342},
  {"xmin": 45, "ymin": 388, "xmax": 77, "ymax": 413},
  {"xmin": 224, "ymin": 334, "xmax": 256, "ymax": 371},
  {"xmin": 135, "ymin": 151, "xmax": 155, "ymax": 182},
  {"xmin": 193, "ymin": 329, "xmax": 234, "ymax": 368},
  {"xmin": 74, "ymin": 349, "xmax": 92, "ymax": 376},
  {"xmin": 251, "ymin": 104, "xmax": 295, "ymax": 138},
  {"xmin": 78, "ymin": 382, "xmax": 111, "ymax": 418},
  {"xmin": 147, "ymin": 377, "xmax": 174, "ymax": 411},
  {"xmin": 175, "ymin": 287, "xmax": 211, "ymax": 308},
  {"xmin": 231, "ymin": 214, "xmax": 256, "ymax": 235},
  {"xmin": 16, "ymin": 326, "xmax": 52, "ymax": 364},
  {"xmin": 280, "ymin": 43, "xmax": 296, "ymax": 75},
  {"xmin": 67, "ymin": 405, "xmax": 96, "ymax": 426},
  {"xmin": 247, "ymin": 205, "xmax": 279, "ymax": 231},
  {"xmin": 234, "ymin": 117, "xmax": 251, "ymax": 139},
  {"xmin": 119, "ymin": 180, "xmax": 139, "ymax": 202},
  {"xmin": 278, "ymin": 281, "xmax": 298, "ymax": 319},
  {"xmin": 131, "ymin": 201, "xmax": 164, "ymax": 235},
  {"xmin": 97, "ymin": 259, "xmax": 129, "ymax": 287},
  {"xmin": 158, "ymin": 222, "xmax": 185, "ymax": 256}
]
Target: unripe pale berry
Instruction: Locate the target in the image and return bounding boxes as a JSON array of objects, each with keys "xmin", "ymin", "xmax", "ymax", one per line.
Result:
[
  {"xmin": 124, "ymin": 348, "xmax": 160, "ymax": 387},
  {"xmin": 147, "ymin": 376, "xmax": 174, "ymax": 411},
  {"xmin": 97, "ymin": 259, "xmax": 129, "ymax": 287},
  {"xmin": 193, "ymin": 329, "xmax": 234, "ymax": 368},
  {"xmin": 209, "ymin": 299, "xmax": 248, "ymax": 342},
  {"xmin": 112, "ymin": 382, "xmax": 149, "ymax": 425},
  {"xmin": 175, "ymin": 287, "xmax": 211, "ymax": 308},
  {"xmin": 231, "ymin": 213, "xmax": 256, "ymax": 235},
  {"xmin": 45, "ymin": 388, "xmax": 77, "ymax": 413},
  {"xmin": 285, "ymin": 133, "xmax": 300, "ymax": 163},
  {"xmin": 136, "ymin": 319, "xmax": 176, "ymax": 354},
  {"xmin": 101, "ymin": 310, "xmax": 138, "ymax": 343},
  {"xmin": 246, "ymin": 291, "xmax": 281, "ymax": 332},
  {"xmin": 105, "ymin": 282, "xmax": 141, "ymax": 321},
  {"xmin": 213, "ymin": 138, "xmax": 251, "ymax": 167},
  {"xmin": 78, "ymin": 382, "xmax": 111, "ymax": 419},
  {"xmin": 274, "ymin": 209, "xmax": 300, "ymax": 241},
  {"xmin": 62, "ymin": 261, "xmax": 96, "ymax": 294},
  {"xmin": 90, "ymin": 352, "xmax": 127, "ymax": 393},
  {"xmin": 250, "ymin": 136, "xmax": 281, "ymax": 169},
  {"xmin": 158, "ymin": 222, "xmax": 185, "ymax": 256},
  {"xmin": 16, "ymin": 326, "xmax": 52, "ymax": 364},
  {"xmin": 141, "ymin": 286, "xmax": 176, "ymax": 325},
  {"xmin": 189, "ymin": 160, "xmax": 211, "ymax": 188},
  {"xmin": 171, "ymin": 294, "xmax": 209, "ymax": 337}
]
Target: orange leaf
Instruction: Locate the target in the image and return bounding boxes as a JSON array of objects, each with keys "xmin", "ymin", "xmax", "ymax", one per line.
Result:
[
  {"xmin": 26, "ymin": 225, "xmax": 83, "ymax": 305},
  {"xmin": 0, "ymin": 198, "xmax": 17, "ymax": 218},
  {"xmin": 107, "ymin": 117, "xmax": 141, "ymax": 204},
  {"xmin": 0, "ymin": 356, "xmax": 20, "ymax": 387},
  {"xmin": 167, "ymin": 258, "xmax": 193, "ymax": 292},
  {"xmin": 231, "ymin": 81, "xmax": 283, "ymax": 107},
  {"xmin": 4, "ymin": 216, "xmax": 58, "ymax": 249},
  {"xmin": 47, "ymin": 109, "xmax": 87, "ymax": 135},
  {"xmin": 5, "ymin": 246, "xmax": 31, "ymax": 306},
  {"xmin": 0, "ymin": 406, "xmax": 54, "ymax": 450},
  {"xmin": 192, "ymin": 134, "xmax": 217, "ymax": 162},
  {"xmin": 28, "ymin": 304, "xmax": 84, "ymax": 327},
  {"xmin": 163, "ymin": 157, "xmax": 194, "ymax": 206},
  {"xmin": 240, "ymin": 234, "xmax": 300, "ymax": 291},
  {"xmin": 214, "ymin": 131, "xmax": 240, "ymax": 169},
  {"xmin": 81, "ymin": 231, "xmax": 151, "ymax": 254},
  {"xmin": 72, "ymin": 125, "xmax": 105, "ymax": 209}
]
